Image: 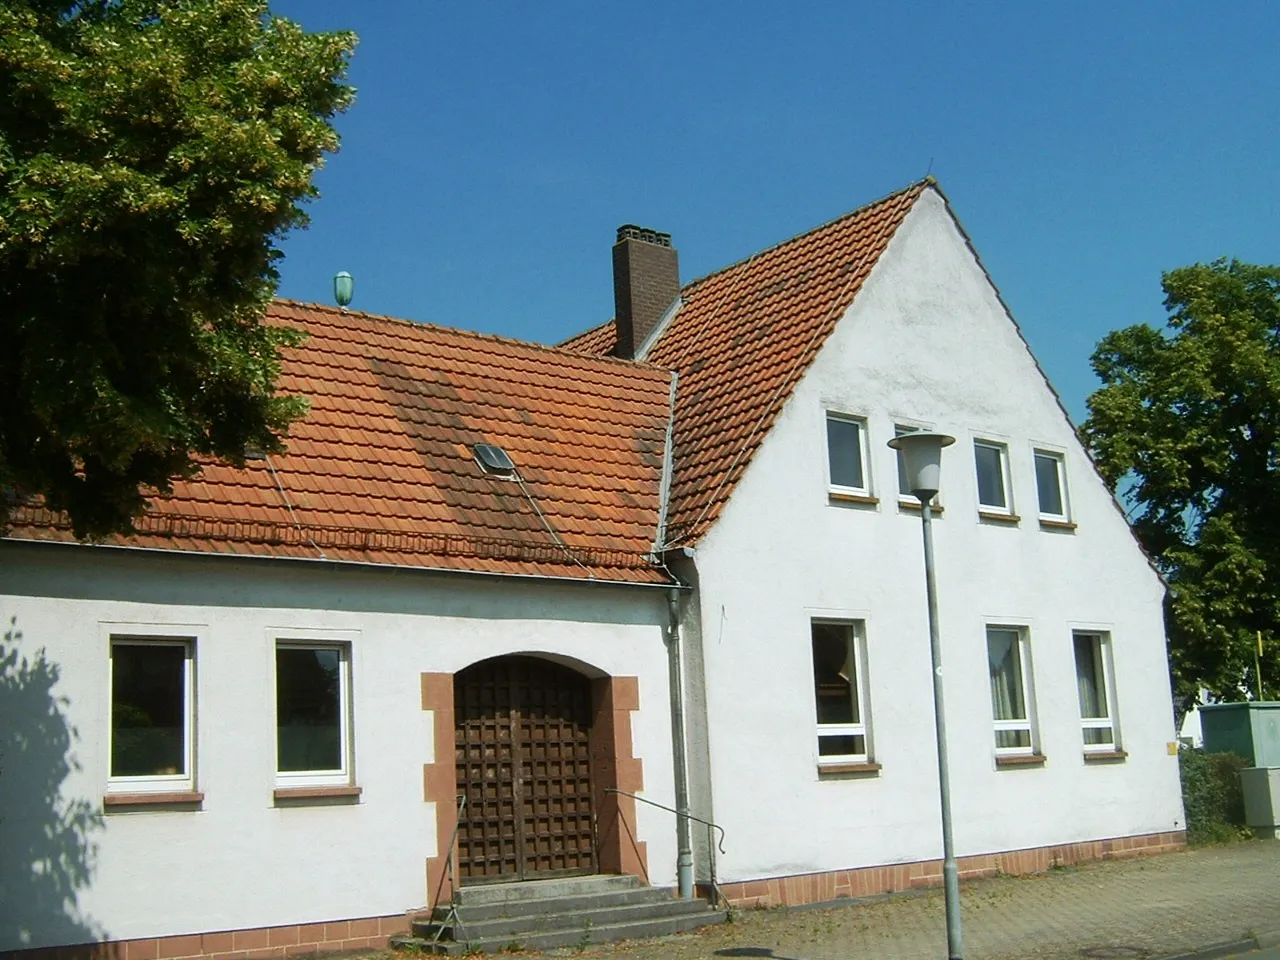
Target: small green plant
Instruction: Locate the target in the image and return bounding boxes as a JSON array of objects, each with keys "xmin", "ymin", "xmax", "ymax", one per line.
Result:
[
  {"xmin": 575, "ymin": 918, "xmax": 593, "ymax": 953},
  {"xmin": 1179, "ymin": 747, "xmax": 1250, "ymax": 844}
]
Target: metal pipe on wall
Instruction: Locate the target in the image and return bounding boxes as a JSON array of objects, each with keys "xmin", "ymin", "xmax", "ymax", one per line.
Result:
[{"xmin": 666, "ymin": 587, "xmax": 695, "ymax": 899}]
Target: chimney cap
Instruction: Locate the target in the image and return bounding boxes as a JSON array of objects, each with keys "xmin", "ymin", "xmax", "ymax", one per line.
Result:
[{"xmin": 616, "ymin": 224, "xmax": 672, "ymax": 248}]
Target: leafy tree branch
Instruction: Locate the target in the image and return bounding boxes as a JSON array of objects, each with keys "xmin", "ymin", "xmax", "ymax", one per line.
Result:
[
  {"xmin": 1083, "ymin": 259, "xmax": 1280, "ymax": 711},
  {"xmin": 0, "ymin": 0, "xmax": 356, "ymax": 538}
]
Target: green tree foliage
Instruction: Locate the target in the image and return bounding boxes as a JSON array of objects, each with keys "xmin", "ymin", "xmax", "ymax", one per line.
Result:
[
  {"xmin": 1083, "ymin": 260, "xmax": 1280, "ymax": 710},
  {"xmin": 0, "ymin": 0, "xmax": 355, "ymax": 538}
]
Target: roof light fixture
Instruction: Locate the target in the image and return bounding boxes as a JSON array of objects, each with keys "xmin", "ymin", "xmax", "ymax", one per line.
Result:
[
  {"xmin": 333, "ymin": 271, "xmax": 354, "ymax": 308},
  {"xmin": 474, "ymin": 443, "xmax": 516, "ymax": 477}
]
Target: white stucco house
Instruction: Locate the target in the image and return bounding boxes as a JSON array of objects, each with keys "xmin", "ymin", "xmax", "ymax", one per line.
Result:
[{"xmin": 0, "ymin": 179, "xmax": 1185, "ymax": 960}]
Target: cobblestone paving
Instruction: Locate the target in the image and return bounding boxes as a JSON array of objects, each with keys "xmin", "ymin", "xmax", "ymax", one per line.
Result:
[{"xmin": 555, "ymin": 842, "xmax": 1280, "ymax": 960}]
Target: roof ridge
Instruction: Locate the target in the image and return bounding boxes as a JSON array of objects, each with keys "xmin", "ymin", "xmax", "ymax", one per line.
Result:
[
  {"xmin": 272, "ymin": 298, "xmax": 670, "ymax": 374},
  {"xmin": 680, "ymin": 177, "xmax": 932, "ymax": 293}
]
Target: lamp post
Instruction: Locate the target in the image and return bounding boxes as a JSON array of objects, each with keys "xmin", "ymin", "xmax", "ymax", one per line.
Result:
[{"xmin": 887, "ymin": 430, "xmax": 962, "ymax": 960}]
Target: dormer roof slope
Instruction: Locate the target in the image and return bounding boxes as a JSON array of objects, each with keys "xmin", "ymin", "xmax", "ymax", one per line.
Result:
[
  {"xmin": 562, "ymin": 180, "xmax": 928, "ymax": 545},
  {"xmin": 8, "ymin": 301, "xmax": 675, "ymax": 584}
]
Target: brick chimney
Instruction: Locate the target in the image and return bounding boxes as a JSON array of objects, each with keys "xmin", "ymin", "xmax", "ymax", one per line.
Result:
[{"xmin": 612, "ymin": 225, "xmax": 679, "ymax": 360}]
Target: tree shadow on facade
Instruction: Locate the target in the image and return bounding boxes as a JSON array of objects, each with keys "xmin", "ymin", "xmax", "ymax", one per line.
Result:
[{"xmin": 0, "ymin": 618, "xmax": 102, "ymax": 951}]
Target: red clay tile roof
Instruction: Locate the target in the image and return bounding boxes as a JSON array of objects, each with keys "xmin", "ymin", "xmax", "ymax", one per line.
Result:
[
  {"xmin": 562, "ymin": 180, "xmax": 928, "ymax": 546},
  {"xmin": 8, "ymin": 301, "xmax": 676, "ymax": 584},
  {"xmin": 561, "ymin": 319, "xmax": 617, "ymax": 356}
]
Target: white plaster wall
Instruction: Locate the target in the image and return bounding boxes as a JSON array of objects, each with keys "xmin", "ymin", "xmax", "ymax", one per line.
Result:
[
  {"xmin": 0, "ymin": 544, "xmax": 676, "ymax": 951},
  {"xmin": 691, "ymin": 189, "xmax": 1183, "ymax": 883}
]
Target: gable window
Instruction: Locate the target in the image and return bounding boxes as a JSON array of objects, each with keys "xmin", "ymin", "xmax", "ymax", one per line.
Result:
[
  {"xmin": 826, "ymin": 413, "xmax": 871, "ymax": 496},
  {"xmin": 811, "ymin": 620, "xmax": 870, "ymax": 764},
  {"xmin": 974, "ymin": 440, "xmax": 1012, "ymax": 513},
  {"xmin": 1074, "ymin": 632, "xmax": 1118, "ymax": 751},
  {"xmin": 986, "ymin": 626, "xmax": 1036, "ymax": 755},
  {"xmin": 109, "ymin": 638, "xmax": 195, "ymax": 793},
  {"xmin": 276, "ymin": 643, "xmax": 352, "ymax": 787},
  {"xmin": 1034, "ymin": 450, "xmax": 1069, "ymax": 521}
]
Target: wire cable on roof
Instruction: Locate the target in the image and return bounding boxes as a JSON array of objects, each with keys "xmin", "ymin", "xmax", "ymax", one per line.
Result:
[
  {"xmin": 514, "ymin": 472, "xmax": 594, "ymax": 578},
  {"xmin": 666, "ymin": 252, "xmax": 759, "ymax": 372},
  {"xmin": 266, "ymin": 454, "xmax": 327, "ymax": 559},
  {"xmin": 665, "ymin": 258, "xmax": 870, "ymax": 548}
]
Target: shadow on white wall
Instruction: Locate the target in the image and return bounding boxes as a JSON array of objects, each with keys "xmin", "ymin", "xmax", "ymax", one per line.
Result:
[{"xmin": 0, "ymin": 617, "xmax": 102, "ymax": 951}]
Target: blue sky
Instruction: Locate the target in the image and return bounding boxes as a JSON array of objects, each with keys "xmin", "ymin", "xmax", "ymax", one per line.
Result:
[{"xmin": 271, "ymin": 2, "xmax": 1278, "ymax": 422}]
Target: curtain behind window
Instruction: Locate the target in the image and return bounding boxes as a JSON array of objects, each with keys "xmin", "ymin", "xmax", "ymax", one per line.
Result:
[
  {"xmin": 1074, "ymin": 634, "xmax": 1106, "ymax": 719},
  {"xmin": 987, "ymin": 629, "xmax": 1025, "ymax": 720}
]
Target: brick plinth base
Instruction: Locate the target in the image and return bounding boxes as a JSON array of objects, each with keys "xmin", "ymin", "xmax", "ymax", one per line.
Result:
[
  {"xmin": 0, "ymin": 914, "xmax": 410, "ymax": 960},
  {"xmin": 711, "ymin": 830, "xmax": 1187, "ymax": 909}
]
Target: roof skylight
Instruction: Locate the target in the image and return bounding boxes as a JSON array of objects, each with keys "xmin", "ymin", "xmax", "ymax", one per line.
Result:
[{"xmin": 474, "ymin": 443, "xmax": 516, "ymax": 477}]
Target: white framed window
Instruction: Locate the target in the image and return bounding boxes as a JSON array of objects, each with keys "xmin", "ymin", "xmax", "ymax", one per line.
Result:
[
  {"xmin": 974, "ymin": 440, "xmax": 1013, "ymax": 513},
  {"xmin": 1034, "ymin": 449, "xmax": 1070, "ymax": 521},
  {"xmin": 811, "ymin": 619, "xmax": 871, "ymax": 764},
  {"xmin": 826, "ymin": 412, "xmax": 871, "ymax": 496},
  {"xmin": 1073, "ymin": 631, "xmax": 1118, "ymax": 751},
  {"xmin": 109, "ymin": 637, "xmax": 196, "ymax": 794},
  {"xmin": 275, "ymin": 642, "xmax": 353, "ymax": 787},
  {"xmin": 986, "ymin": 626, "xmax": 1036, "ymax": 755}
]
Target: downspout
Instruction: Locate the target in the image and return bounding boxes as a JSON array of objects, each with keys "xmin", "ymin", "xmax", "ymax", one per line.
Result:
[
  {"xmin": 665, "ymin": 586, "xmax": 694, "ymax": 900},
  {"xmin": 654, "ymin": 370, "xmax": 693, "ymax": 898}
]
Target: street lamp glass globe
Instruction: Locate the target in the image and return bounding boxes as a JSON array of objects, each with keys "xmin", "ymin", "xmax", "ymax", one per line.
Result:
[{"xmin": 887, "ymin": 431, "xmax": 956, "ymax": 501}]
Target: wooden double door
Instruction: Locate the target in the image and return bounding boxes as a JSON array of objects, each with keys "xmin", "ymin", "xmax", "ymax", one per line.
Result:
[{"xmin": 454, "ymin": 656, "xmax": 597, "ymax": 883}]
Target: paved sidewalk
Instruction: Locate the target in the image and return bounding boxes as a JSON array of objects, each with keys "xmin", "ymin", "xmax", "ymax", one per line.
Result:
[{"xmin": 552, "ymin": 842, "xmax": 1280, "ymax": 960}]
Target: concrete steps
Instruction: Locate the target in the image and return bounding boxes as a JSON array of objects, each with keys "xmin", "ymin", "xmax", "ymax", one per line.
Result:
[{"xmin": 390, "ymin": 875, "xmax": 726, "ymax": 955}]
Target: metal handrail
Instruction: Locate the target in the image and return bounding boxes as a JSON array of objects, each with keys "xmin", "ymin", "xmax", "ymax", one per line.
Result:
[
  {"xmin": 428, "ymin": 794, "xmax": 467, "ymax": 944},
  {"xmin": 604, "ymin": 788, "xmax": 730, "ymax": 910}
]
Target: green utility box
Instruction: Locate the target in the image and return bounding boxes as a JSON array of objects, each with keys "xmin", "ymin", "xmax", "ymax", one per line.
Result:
[{"xmin": 1200, "ymin": 702, "xmax": 1280, "ymax": 767}]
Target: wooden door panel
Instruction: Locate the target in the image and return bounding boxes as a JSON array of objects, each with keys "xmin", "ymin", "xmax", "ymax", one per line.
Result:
[{"xmin": 455, "ymin": 656, "xmax": 596, "ymax": 883}]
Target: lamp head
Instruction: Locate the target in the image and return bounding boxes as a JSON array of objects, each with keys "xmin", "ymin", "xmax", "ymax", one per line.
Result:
[
  {"xmin": 887, "ymin": 431, "xmax": 955, "ymax": 501},
  {"xmin": 333, "ymin": 271, "xmax": 354, "ymax": 308}
]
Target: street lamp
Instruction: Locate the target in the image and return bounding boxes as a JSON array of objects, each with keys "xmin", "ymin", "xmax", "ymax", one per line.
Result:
[{"xmin": 887, "ymin": 430, "xmax": 963, "ymax": 960}]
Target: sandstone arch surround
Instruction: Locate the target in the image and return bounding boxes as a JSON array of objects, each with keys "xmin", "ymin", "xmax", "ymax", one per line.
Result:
[{"xmin": 420, "ymin": 659, "xmax": 647, "ymax": 908}]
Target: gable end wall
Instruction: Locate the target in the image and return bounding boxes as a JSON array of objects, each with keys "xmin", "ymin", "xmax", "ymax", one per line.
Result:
[{"xmin": 688, "ymin": 191, "xmax": 1181, "ymax": 882}]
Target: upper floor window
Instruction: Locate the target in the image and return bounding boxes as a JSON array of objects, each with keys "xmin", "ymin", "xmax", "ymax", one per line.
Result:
[
  {"xmin": 1034, "ymin": 449, "xmax": 1070, "ymax": 522},
  {"xmin": 826, "ymin": 413, "xmax": 871, "ymax": 496},
  {"xmin": 1073, "ymin": 631, "xmax": 1118, "ymax": 751},
  {"xmin": 109, "ymin": 637, "xmax": 195, "ymax": 793},
  {"xmin": 276, "ymin": 642, "xmax": 353, "ymax": 787},
  {"xmin": 974, "ymin": 440, "xmax": 1012, "ymax": 514},
  {"xmin": 811, "ymin": 620, "xmax": 870, "ymax": 764},
  {"xmin": 986, "ymin": 626, "xmax": 1036, "ymax": 755}
]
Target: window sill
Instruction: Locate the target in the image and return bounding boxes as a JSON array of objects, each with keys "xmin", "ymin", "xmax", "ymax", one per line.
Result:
[
  {"xmin": 978, "ymin": 510, "xmax": 1021, "ymax": 525},
  {"xmin": 1039, "ymin": 517, "xmax": 1077, "ymax": 532},
  {"xmin": 818, "ymin": 762, "xmax": 882, "ymax": 778},
  {"xmin": 273, "ymin": 785, "xmax": 362, "ymax": 804},
  {"xmin": 828, "ymin": 491, "xmax": 879, "ymax": 507},
  {"xmin": 995, "ymin": 753, "xmax": 1046, "ymax": 768},
  {"xmin": 104, "ymin": 791, "xmax": 204, "ymax": 809},
  {"xmin": 897, "ymin": 499, "xmax": 943, "ymax": 514},
  {"xmin": 1083, "ymin": 750, "xmax": 1127, "ymax": 763}
]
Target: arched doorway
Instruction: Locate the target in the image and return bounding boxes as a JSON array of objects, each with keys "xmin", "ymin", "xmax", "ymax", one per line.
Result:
[{"xmin": 454, "ymin": 655, "xmax": 597, "ymax": 883}]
